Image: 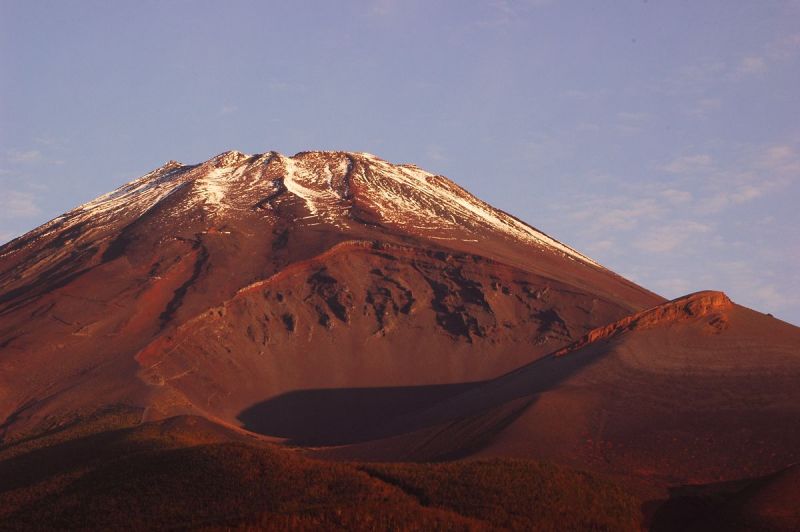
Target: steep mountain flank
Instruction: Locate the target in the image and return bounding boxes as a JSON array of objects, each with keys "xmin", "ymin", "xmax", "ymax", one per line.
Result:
[
  {"xmin": 0, "ymin": 150, "xmax": 659, "ymax": 439},
  {"xmin": 321, "ymin": 292, "xmax": 800, "ymax": 496}
]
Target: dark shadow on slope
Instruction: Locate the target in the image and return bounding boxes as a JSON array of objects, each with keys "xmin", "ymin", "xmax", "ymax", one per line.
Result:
[
  {"xmin": 0, "ymin": 414, "xmax": 239, "ymax": 497},
  {"xmin": 0, "ymin": 426, "xmax": 144, "ymax": 495},
  {"xmin": 648, "ymin": 464, "xmax": 800, "ymax": 531},
  {"xmin": 0, "ymin": 247, "xmax": 98, "ymax": 311},
  {"xmin": 237, "ymin": 382, "xmax": 483, "ymax": 446},
  {"xmin": 238, "ymin": 338, "xmax": 618, "ymax": 448}
]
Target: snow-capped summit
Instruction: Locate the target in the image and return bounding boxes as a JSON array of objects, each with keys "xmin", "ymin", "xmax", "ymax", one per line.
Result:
[{"xmin": 16, "ymin": 150, "xmax": 598, "ymax": 267}]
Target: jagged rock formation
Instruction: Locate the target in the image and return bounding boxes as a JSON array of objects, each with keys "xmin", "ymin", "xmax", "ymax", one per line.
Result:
[{"xmin": 555, "ymin": 290, "xmax": 733, "ymax": 355}]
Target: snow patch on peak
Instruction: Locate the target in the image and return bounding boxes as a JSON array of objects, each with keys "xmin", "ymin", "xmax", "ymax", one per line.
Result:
[
  {"xmin": 211, "ymin": 150, "xmax": 250, "ymax": 167},
  {"xmin": 279, "ymin": 155, "xmax": 348, "ymax": 222},
  {"xmin": 29, "ymin": 149, "xmax": 600, "ymax": 270},
  {"xmin": 281, "ymin": 156, "xmax": 318, "ymax": 215},
  {"xmin": 252, "ymin": 151, "xmax": 278, "ymax": 165},
  {"xmin": 79, "ymin": 163, "xmax": 185, "ymax": 217},
  {"xmin": 195, "ymin": 167, "xmax": 230, "ymax": 212},
  {"xmin": 348, "ymin": 156, "xmax": 600, "ymax": 267}
]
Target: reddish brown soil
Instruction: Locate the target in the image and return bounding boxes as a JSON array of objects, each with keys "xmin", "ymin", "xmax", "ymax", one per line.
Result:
[
  {"xmin": 1, "ymin": 150, "xmax": 798, "ymax": 529},
  {"xmin": 0, "ymin": 151, "xmax": 660, "ymax": 440},
  {"xmin": 0, "ymin": 413, "xmax": 641, "ymax": 531},
  {"xmin": 317, "ymin": 292, "xmax": 800, "ymax": 501}
]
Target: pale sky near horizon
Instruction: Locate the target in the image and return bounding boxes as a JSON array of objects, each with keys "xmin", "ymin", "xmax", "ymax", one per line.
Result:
[{"xmin": 1, "ymin": 1, "xmax": 799, "ymax": 324}]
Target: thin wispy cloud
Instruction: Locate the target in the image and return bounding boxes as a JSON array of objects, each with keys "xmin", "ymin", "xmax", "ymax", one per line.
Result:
[
  {"xmin": 754, "ymin": 284, "xmax": 795, "ymax": 310},
  {"xmin": 7, "ymin": 149, "xmax": 42, "ymax": 164},
  {"xmin": 264, "ymin": 80, "xmax": 307, "ymax": 93},
  {"xmin": 707, "ymin": 184, "xmax": 766, "ymax": 212},
  {"xmin": 575, "ymin": 122, "xmax": 601, "ymax": 133},
  {"xmin": 661, "ymin": 60, "xmax": 727, "ymax": 96},
  {"xmin": 586, "ymin": 239, "xmax": 615, "ymax": 254},
  {"xmin": 634, "ymin": 220, "xmax": 711, "ymax": 254},
  {"xmin": 758, "ymin": 144, "xmax": 800, "ymax": 176},
  {"xmin": 661, "ymin": 154, "xmax": 713, "ymax": 174},
  {"xmin": 0, "ymin": 191, "xmax": 41, "ymax": 218},
  {"xmin": 517, "ymin": 134, "xmax": 571, "ymax": 167},
  {"xmin": 367, "ymin": 0, "xmax": 396, "ymax": 18},
  {"xmin": 652, "ymin": 277, "xmax": 695, "ymax": 297},
  {"xmin": 615, "ymin": 112, "xmax": 650, "ymax": 134},
  {"xmin": 712, "ymin": 261, "xmax": 800, "ymax": 314},
  {"xmin": 568, "ymin": 141, "xmax": 797, "ymax": 237},
  {"xmin": 33, "ymin": 135, "xmax": 69, "ymax": 148},
  {"xmin": 554, "ymin": 134, "xmax": 799, "ymax": 319},
  {"xmin": 219, "ymin": 104, "xmax": 238, "ymax": 116},
  {"xmin": 661, "ymin": 28, "xmax": 799, "ymax": 96},
  {"xmin": 660, "ymin": 188, "xmax": 693, "ymax": 204},
  {"xmin": 763, "ymin": 144, "xmax": 794, "ymax": 163},
  {"xmin": 425, "ymin": 145, "xmax": 447, "ymax": 163},
  {"xmin": 4, "ymin": 144, "xmax": 68, "ymax": 167},
  {"xmin": 765, "ymin": 32, "xmax": 800, "ymax": 60},
  {"xmin": 571, "ymin": 196, "xmax": 666, "ymax": 233},
  {"xmin": 736, "ymin": 55, "xmax": 767, "ymax": 76},
  {"xmin": 656, "ymin": 143, "xmax": 797, "ymax": 212},
  {"xmin": 731, "ymin": 32, "xmax": 800, "ymax": 80},
  {"xmin": 685, "ymin": 97, "xmax": 722, "ymax": 118},
  {"xmin": 562, "ymin": 89, "xmax": 608, "ymax": 101},
  {"xmin": 480, "ymin": 0, "xmax": 554, "ymax": 28}
]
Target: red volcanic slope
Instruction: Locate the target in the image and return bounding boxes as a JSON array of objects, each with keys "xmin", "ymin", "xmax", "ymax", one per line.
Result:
[
  {"xmin": 2, "ymin": 149, "xmax": 800, "ymax": 529},
  {"xmin": 0, "ymin": 150, "xmax": 659, "ymax": 440},
  {"xmin": 321, "ymin": 291, "xmax": 800, "ymax": 494}
]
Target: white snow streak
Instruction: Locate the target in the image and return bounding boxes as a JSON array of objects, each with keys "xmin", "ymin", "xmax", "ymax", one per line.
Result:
[
  {"xmin": 195, "ymin": 167, "xmax": 230, "ymax": 212},
  {"xmin": 6, "ymin": 150, "xmax": 600, "ymax": 269},
  {"xmin": 282, "ymin": 157, "xmax": 323, "ymax": 216}
]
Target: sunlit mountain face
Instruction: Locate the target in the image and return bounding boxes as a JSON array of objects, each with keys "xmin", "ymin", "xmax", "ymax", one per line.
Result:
[{"xmin": 1, "ymin": 150, "xmax": 798, "ymax": 530}]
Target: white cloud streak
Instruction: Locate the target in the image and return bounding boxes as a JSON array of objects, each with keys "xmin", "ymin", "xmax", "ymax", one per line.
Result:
[
  {"xmin": 7, "ymin": 149, "xmax": 42, "ymax": 164},
  {"xmin": 0, "ymin": 191, "xmax": 41, "ymax": 218},
  {"xmin": 634, "ymin": 220, "xmax": 711, "ymax": 253}
]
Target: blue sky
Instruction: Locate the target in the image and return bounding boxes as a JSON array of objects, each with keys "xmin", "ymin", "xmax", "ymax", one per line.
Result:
[{"xmin": 2, "ymin": 0, "xmax": 799, "ymax": 324}]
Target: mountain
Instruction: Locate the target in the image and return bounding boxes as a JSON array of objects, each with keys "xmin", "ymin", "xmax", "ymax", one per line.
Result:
[
  {"xmin": 1, "ymin": 149, "xmax": 798, "ymax": 530},
  {"xmin": 0, "ymin": 150, "xmax": 658, "ymax": 439},
  {"xmin": 319, "ymin": 291, "xmax": 800, "ymax": 487}
]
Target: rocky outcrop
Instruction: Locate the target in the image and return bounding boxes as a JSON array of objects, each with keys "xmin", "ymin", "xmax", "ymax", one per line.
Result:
[{"xmin": 556, "ymin": 290, "xmax": 733, "ymax": 355}]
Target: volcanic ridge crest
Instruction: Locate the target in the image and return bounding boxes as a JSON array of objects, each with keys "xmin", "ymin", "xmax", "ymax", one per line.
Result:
[{"xmin": 556, "ymin": 290, "xmax": 733, "ymax": 355}]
